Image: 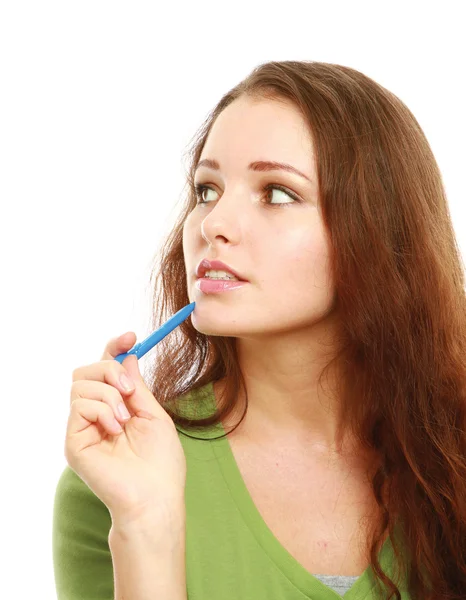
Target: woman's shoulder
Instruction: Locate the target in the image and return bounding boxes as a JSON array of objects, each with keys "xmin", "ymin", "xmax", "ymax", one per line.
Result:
[
  {"xmin": 53, "ymin": 466, "xmax": 114, "ymax": 598},
  {"xmin": 53, "ymin": 464, "xmax": 111, "ymax": 525}
]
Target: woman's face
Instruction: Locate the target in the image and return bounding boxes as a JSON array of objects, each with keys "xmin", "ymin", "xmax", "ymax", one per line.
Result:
[{"xmin": 183, "ymin": 95, "xmax": 335, "ymax": 338}]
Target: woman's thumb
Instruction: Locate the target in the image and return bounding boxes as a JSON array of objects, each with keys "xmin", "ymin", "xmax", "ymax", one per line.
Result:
[
  {"xmin": 121, "ymin": 353, "xmax": 143, "ymax": 383},
  {"xmin": 101, "ymin": 331, "xmax": 137, "ymax": 361},
  {"xmin": 121, "ymin": 354, "xmax": 170, "ymax": 422}
]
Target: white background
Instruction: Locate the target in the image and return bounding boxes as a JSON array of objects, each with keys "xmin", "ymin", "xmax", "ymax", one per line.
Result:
[{"xmin": 1, "ymin": 1, "xmax": 465, "ymax": 597}]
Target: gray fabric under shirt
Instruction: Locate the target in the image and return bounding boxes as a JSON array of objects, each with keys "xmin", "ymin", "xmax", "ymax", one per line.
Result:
[{"xmin": 313, "ymin": 573, "xmax": 360, "ymax": 597}]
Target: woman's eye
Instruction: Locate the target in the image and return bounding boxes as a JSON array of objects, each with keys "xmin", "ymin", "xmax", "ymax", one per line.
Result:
[
  {"xmin": 193, "ymin": 183, "xmax": 299, "ymax": 207},
  {"xmin": 266, "ymin": 187, "xmax": 295, "ymax": 205},
  {"xmin": 194, "ymin": 184, "xmax": 218, "ymax": 204}
]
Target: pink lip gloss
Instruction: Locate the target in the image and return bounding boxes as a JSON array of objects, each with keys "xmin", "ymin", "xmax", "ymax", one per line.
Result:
[{"xmin": 195, "ymin": 278, "xmax": 249, "ymax": 294}]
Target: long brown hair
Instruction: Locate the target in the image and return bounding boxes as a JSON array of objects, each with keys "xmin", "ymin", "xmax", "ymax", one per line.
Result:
[{"xmin": 145, "ymin": 61, "xmax": 466, "ymax": 599}]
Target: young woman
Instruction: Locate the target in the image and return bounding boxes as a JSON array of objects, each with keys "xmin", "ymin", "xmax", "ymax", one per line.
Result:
[{"xmin": 54, "ymin": 60, "xmax": 466, "ymax": 600}]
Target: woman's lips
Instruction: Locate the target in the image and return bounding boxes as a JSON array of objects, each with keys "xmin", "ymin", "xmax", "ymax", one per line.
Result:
[
  {"xmin": 196, "ymin": 259, "xmax": 248, "ymax": 281},
  {"xmin": 195, "ymin": 278, "xmax": 249, "ymax": 294}
]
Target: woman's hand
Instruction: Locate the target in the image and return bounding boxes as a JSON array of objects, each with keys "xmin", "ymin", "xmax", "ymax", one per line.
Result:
[{"xmin": 64, "ymin": 332, "xmax": 186, "ymax": 528}]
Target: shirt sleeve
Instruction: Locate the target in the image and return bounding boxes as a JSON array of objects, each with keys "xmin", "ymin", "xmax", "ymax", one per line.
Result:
[{"xmin": 52, "ymin": 465, "xmax": 114, "ymax": 599}]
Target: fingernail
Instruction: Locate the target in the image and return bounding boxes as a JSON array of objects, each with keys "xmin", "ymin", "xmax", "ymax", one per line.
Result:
[
  {"xmin": 118, "ymin": 402, "xmax": 131, "ymax": 420},
  {"xmin": 120, "ymin": 374, "xmax": 135, "ymax": 392}
]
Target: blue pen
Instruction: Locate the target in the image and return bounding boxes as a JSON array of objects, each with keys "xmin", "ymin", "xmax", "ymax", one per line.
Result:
[{"xmin": 114, "ymin": 301, "xmax": 196, "ymax": 364}]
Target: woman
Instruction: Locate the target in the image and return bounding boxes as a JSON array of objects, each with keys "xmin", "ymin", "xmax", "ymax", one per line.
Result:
[{"xmin": 53, "ymin": 60, "xmax": 466, "ymax": 599}]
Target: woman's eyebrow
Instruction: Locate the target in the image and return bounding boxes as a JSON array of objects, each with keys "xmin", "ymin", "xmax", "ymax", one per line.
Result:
[{"xmin": 195, "ymin": 158, "xmax": 313, "ymax": 184}]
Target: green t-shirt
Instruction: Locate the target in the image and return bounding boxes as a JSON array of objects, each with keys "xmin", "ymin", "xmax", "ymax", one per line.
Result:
[{"xmin": 53, "ymin": 381, "xmax": 411, "ymax": 599}]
